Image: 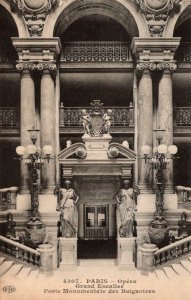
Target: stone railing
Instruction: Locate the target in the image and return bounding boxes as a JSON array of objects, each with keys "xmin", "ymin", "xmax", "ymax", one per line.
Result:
[
  {"xmin": 59, "ymin": 104, "xmax": 134, "ymax": 127},
  {"xmin": 61, "ymin": 41, "xmax": 132, "ymax": 63},
  {"xmin": 0, "ymin": 235, "xmax": 55, "ymax": 272},
  {"xmin": 174, "ymin": 107, "xmax": 191, "ymax": 126},
  {"xmin": 0, "ymin": 187, "xmax": 18, "ymax": 210},
  {"xmin": 176, "ymin": 42, "xmax": 191, "ymax": 62},
  {"xmin": 1, "ymin": 106, "xmax": 191, "ymax": 129},
  {"xmin": 0, "ymin": 107, "xmax": 19, "ymax": 128},
  {"xmin": 176, "ymin": 186, "xmax": 191, "ymax": 209},
  {"xmin": 0, "ymin": 235, "xmax": 40, "ymax": 266},
  {"xmin": 154, "ymin": 236, "xmax": 191, "ymax": 266}
]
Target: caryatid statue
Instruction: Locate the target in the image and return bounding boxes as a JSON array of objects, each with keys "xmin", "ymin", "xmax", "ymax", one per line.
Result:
[
  {"xmin": 116, "ymin": 179, "xmax": 136, "ymax": 237},
  {"xmin": 57, "ymin": 180, "xmax": 79, "ymax": 238}
]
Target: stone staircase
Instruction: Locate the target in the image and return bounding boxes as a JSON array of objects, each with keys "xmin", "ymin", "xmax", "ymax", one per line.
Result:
[
  {"xmin": 1, "ymin": 252, "xmax": 191, "ymax": 282},
  {"xmin": 0, "ymin": 254, "xmax": 41, "ymax": 282},
  {"xmin": 141, "ymin": 255, "xmax": 191, "ymax": 281}
]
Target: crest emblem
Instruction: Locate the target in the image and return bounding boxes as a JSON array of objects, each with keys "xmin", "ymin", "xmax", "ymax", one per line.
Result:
[{"xmin": 90, "ymin": 100, "xmax": 104, "ymax": 136}]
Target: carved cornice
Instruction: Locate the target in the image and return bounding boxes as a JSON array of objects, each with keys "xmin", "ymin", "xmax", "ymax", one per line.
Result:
[
  {"xmin": 134, "ymin": 0, "xmax": 182, "ymax": 37},
  {"xmin": 10, "ymin": 0, "xmax": 60, "ymax": 37}
]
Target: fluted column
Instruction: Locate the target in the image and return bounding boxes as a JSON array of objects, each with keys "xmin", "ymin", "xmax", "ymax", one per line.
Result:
[
  {"xmin": 157, "ymin": 63, "xmax": 177, "ymax": 193},
  {"xmin": 137, "ymin": 63, "xmax": 155, "ymax": 193},
  {"xmin": 40, "ymin": 63, "xmax": 57, "ymax": 193},
  {"xmin": 17, "ymin": 63, "xmax": 36, "ymax": 193}
]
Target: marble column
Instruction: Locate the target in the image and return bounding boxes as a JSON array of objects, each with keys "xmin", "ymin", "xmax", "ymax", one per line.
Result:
[
  {"xmin": 40, "ymin": 67, "xmax": 56, "ymax": 193},
  {"xmin": 20, "ymin": 68, "xmax": 36, "ymax": 193},
  {"xmin": 137, "ymin": 68, "xmax": 153, "ymax": 193},
  {"xmin": 158, "ymin": 68, "xmax": 174, "ymax": 193}
]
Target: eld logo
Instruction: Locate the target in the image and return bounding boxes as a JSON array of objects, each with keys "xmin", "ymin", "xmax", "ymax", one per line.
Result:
[{"xmin": 2, "ymin": 285, "xmax": 16, "ymax": 293}]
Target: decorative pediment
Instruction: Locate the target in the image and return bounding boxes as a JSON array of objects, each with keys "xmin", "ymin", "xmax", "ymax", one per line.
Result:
[
  {"xmin": 58, "ymin": 143, "xmax": 86, "ymax": 160},
  {"xmin": 108, "ymin": 143, "xmax": 136, "ymax": 160}
]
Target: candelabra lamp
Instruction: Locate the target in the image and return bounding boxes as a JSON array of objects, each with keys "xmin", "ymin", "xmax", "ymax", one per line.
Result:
[
  {"xmin": 15, "ymin": 128, "xmax": 53, "ymax": 248},
  {"xmin": 141, "ymin": 129, "xmax": 178, "ymax": 247}
]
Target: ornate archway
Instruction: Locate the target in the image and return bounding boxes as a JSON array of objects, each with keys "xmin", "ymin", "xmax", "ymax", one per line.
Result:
[{"xmin": 43, "ymin": 0, "xmax": 147, "ymax": 38}]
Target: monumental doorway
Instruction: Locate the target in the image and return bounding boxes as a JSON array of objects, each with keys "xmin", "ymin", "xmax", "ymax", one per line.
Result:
[{"xmin": 58, "ymin": 123, "xmax": 136, "ymax": 261}]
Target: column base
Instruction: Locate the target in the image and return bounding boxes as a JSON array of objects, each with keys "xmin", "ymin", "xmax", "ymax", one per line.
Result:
[
  {"xmin": 19, "ymin": 187, "xmax": 30, "ymax": 195},
  {"xmin": 137, "ymin": 185, "xmax": 154, "ymax": 194},
  {"xmin": 40, "ymin": 186, "xmax": 56, "ymax": 194}
]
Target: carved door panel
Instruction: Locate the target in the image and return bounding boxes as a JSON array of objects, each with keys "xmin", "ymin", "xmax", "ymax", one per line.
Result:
[{"xmin": 84, "ymin": 205, "xmax": 109, "ymax": 240}]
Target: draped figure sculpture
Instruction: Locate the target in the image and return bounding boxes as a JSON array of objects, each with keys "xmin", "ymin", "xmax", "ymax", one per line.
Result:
[
  {"xmin": 57, "ymin": 180, "xmax": 79, "ymax": 238},
  {"xmin": 116, "ymin": 179, "xmax": 136, "ymax": 237}
]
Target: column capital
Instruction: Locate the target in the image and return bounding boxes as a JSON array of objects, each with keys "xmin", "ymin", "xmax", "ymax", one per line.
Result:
[
  {"xmin": 16, "ymin": 60, "xmax": 57, "ymax": 77},
  {"xmin": 136, "ymin": 61, "xmax": 157, "ymax": 72},
  {"xmin": 16, "ymin": 61, "xmax": 37, "ymax": 74},
  {"xmin": 156, "ymin": 61, "xmax": 177, "ymax": 72},
  {"xmin": 37, "ymin": 61, "xmax": 57, "ymax": 78}
]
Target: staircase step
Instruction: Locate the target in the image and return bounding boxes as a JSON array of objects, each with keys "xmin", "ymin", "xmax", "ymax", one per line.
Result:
[
  {"xmin": 163, "ymin": 267, "xmax": 179, "ymax": 279},
  {"xmin": 155, "ymin": 269, "xmax": 169, "ymax": 280},
  {"xmin": 1, "ymin": 264, "xmax": 23, "ymax": 279},
  {"xmin": 16, "ymin": 267, "xmax": 31, "ymax": 280},
  {"xmin": 79, "ymin": 259, "xmax": 116, "ymax": 266},
  {"xmin": 171, "ymin": 263, "xmax": 191, "ymax": 276},
  {"xmin": 27, "ymin": 269, "xmax": 39, "ymax": 281},
  {"xmin": 0, "ymin": 261, "xmax": 14, "ymax": 277},
  {"xmin": 180, "ymin": 260, "xmax": 191, "ymax": 273},
  {"xmin": 0, "ymin": 257, "xmax": 5, "ymax": 265},
  {"xmin": 147, "ymin": 271, "xmax": 158, "ymax": 280}
]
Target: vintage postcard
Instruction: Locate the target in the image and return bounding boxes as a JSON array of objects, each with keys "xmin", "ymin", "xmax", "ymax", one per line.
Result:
[{"xmin": 0, "ymin": 0, "xmax": 191, "ymax": 300}]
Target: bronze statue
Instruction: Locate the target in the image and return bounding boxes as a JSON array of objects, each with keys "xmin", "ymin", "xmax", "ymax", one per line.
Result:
[
  {"xmin": 56, "ymin": 180, "xmax": 79, "ymax": 238},
  {"xmin": 116, "ymin": 179, "xmax": 136, "ymax": 237}
]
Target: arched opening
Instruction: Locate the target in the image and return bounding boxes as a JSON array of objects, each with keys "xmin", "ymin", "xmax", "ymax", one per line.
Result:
[
  {"xmin": 58, "ymin": 14, "xmax": 131, "ymax": 42},
  {"xmin": 55, "ymin": 13, "xmax": 135, "ymax": 139},
  {"xmin": 0, "ymin": 4, "xmax": 18, "ymax": 62},
  {"xmin": 0, "ymin": 5, "xmax": 20, "ymax": 188},
  {"xmin": 173, "ymin": 14, "xmax": 191, "ymax": 187}
]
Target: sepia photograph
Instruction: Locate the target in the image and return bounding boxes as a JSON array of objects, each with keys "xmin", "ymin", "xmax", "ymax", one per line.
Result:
[{"xmin": 0, "ymin": 0, "xmax": 191, "ymax": 299}]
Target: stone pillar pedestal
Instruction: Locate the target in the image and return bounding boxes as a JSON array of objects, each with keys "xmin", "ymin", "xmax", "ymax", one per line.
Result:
[
  {"xmin": 135, "ymin": 237, "xmax": 143, "ymax": 270},
  {"xmin": 50, "ymin": 237, "xmax": 59, "ymax": 270},
  {"xmin": 117, "ymin": 237, "xmax": 136, "ymax": 268},
  {"xmin": 59, "ymin": 237, "xmax": 77, "ymax": 269},
  {"xmin": 140, "ymin": 243, "xmax": 158, "ymax": 271},
  {"xmin": 37, "ymin": 243, "xmax": 54, "ymax": 273},
  {"xmin": 137, "ymin": 69, "xmax": 153, "ymax": 193},
  {"xmin": 82, "ymin": 134, "xmax": 112, "ymax": 159}
]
